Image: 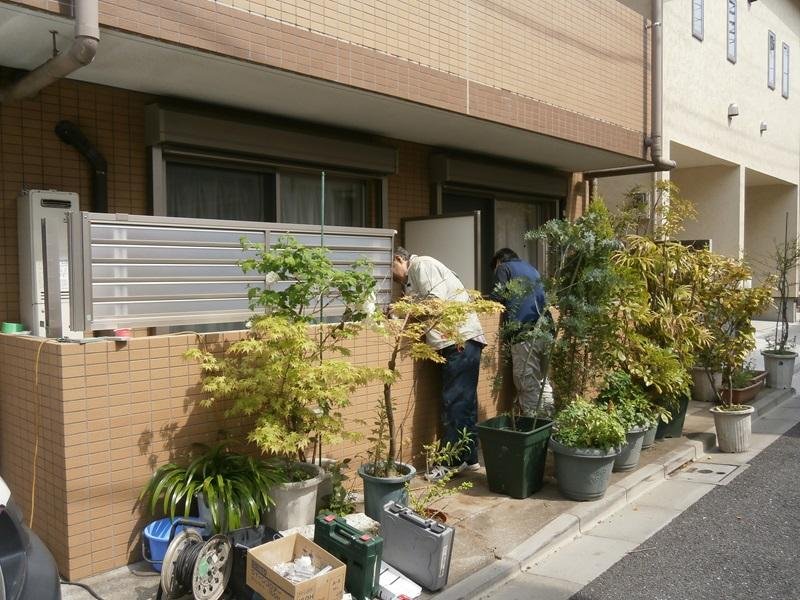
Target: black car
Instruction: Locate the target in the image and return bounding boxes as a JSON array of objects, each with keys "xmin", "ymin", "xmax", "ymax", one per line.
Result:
[{"xmin": 0, "ymin": 477, "xmax": 61, "ymax": 600}]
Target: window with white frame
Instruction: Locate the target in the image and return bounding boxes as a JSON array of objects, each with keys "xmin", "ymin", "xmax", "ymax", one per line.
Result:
[
  {"xmin": 783, "ymin": 43, "xmax": 790, "ymax": 98},
  {"xmin": 727, "ymin": 0, "xmax": 737, "ymax": 63},
  {"xmin": 692, "ymin": 0, "xmax": 704, "ymax": 41},
  {"xmin": 768, "ymin": 31, "xmax": 777, "ymax": 89}
]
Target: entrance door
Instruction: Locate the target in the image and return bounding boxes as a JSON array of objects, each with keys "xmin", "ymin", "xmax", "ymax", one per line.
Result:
[
  {"xmin": 402, "ymin": 213, "xmax": 480, "ymax": 291},
  {"xmin": 442, "ymin": 191, "xmax": 494, "ymax": 293}
]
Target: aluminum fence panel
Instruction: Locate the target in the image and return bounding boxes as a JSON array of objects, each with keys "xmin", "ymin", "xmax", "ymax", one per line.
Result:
[{"xmin": 68, "ymin": 213, "xmax": 394, "ymax": 331}]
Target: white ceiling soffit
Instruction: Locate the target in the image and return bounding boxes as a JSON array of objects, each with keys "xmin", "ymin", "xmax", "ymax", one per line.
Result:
[
  {"xmin": 0, "ymin": 4, "xmax": 647, "ymax": 173},
  {"xmin": 745, "ymin": 167, "xmax": 795, "ymax": 187},
  {"xmin": 670, "ymin": 141, "xmax": 737, "ymax": 169}
]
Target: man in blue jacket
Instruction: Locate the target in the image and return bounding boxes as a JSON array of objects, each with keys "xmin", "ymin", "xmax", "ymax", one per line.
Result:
[{"xmin": 490, "ymin": 248, "xmax": 553, "ymax": 415}]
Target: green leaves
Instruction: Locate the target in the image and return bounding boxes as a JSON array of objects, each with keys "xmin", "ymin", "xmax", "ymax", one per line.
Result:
[
  {"xmin": 240, "ymin": 235, "xmax": 377, "ymax": 325},
  {"xmin": 138, "ymin": 443, "xmax": 285, "ymax": 533},
  {"xmin": 596, "ymin": 371, "xmax": 653, "ymax": 430},
  {"xmin": 553, "ymin": 397, "xmax": 626, "ymax": 451}
]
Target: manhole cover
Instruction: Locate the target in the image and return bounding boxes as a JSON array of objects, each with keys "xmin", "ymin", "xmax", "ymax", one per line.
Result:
[{"xmin": 670, "ymin": 462, "xmax": 748, "ymax": 485}]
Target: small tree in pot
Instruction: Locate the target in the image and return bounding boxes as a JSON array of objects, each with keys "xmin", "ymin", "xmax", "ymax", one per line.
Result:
[
  {"xmin": 702, "ymin": 258, "xmax": 774, "ymax": 453},
  {"xmin": 596, "ymin": 371, "xmax": 653, "ymax": 472},
  {"xmin": 359, "ymin": 293, "xmax": 501, "ymax": 520},
  {"xmin": 549, "ymin": 398, "xmax": 626, "ymax": 501},
  {"xmin": 187, "ymin": 237, "xmax": 385, "ymax": 529},
  {"xmin": 763, "ymin": 217, "xmax": 800, "ymax": 389}
]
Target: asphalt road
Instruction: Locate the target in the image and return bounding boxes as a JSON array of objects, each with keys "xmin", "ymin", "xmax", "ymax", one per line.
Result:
[{"xmin": 571, "ymin": 422, "xmax": 800, "ymax": 600}]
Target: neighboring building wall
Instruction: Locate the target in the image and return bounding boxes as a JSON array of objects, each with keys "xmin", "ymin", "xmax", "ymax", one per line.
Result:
[
  {"xmin": 0, "ymin": 317, "xmax": 508, "ymax": 579},
  {"xmin": 594, "ymin": 172, "xmax": 653, "ymax": 212},
  {"xmin": 672, "ymin": 165, "xmax": 744, "ymax": 258},
  {"xmin": 9, "ymin": 0, "xmax": 649, "ymax": 159},
  {"xmin": 745, "ymin": 184, "xmax": 799, "ymax": 286},
  {"xmin": 664, "ymin": 0, "xmax": 800, "ymax": 185}
]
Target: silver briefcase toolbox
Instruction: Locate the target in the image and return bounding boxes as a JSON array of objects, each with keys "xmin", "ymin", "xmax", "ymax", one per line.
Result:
[{"xmin": 380, "ymin": 502, "xmax": 454, "ymax": 591}]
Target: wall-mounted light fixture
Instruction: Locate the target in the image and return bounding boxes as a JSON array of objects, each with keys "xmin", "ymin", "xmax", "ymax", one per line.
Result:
[
  {"xmin": 728, "ymin": 103, "xmax": 740, "ymax": 119},
  {"xmin": 760, "ymin": 121, "xmax": 768, "ymax": 134}
]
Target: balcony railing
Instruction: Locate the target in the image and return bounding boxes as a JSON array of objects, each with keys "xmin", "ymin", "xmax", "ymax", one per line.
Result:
[{"xmin": 64, "ymin": 212, "xmax": 394, "ymax": 332}]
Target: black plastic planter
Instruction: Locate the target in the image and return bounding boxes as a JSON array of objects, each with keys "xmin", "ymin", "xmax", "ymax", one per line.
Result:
[
  {"xmin": 477, "ymin": 415, "xmax": 553, "ymax": 499},
  {"xmin": 656, "ymin": 395, "xmax": 690, "ymax": 439}
]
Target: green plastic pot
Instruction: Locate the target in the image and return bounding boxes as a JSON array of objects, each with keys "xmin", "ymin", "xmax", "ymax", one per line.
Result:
[
  {"xmin": 358, "ymin": 462, "xmax": 416, "ymax": 522},
  {"xmin": 656, "ymin": 395, "xmax": 690, "ymax": 439},
  {"xmin": 477, "ymin": 415, "xmax": 553, "ymax": 499}
]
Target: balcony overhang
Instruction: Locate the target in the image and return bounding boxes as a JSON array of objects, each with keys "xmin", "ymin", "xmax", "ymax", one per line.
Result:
[{"xmin": 0, "ymin": 3, "xmax": 649, "ymax": 173}]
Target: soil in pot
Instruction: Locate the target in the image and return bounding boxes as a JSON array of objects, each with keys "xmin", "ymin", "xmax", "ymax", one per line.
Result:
[
  {"xmin": 422, "ymin": 508, "xmax": 447, "ymax": 523},
  {"xmin": 358, "ymin": 462, "xmax": 416, "ymax": 522}
]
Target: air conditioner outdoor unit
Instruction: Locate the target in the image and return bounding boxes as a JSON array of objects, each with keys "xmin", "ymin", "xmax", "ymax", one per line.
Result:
[{"xmin": 18, "ymin": 189, "xmax": 80, "ymax": 338}]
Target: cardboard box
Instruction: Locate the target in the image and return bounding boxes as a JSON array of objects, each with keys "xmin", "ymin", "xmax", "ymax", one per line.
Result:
[{"xmin": 247, "ymin": 533, "xmax": 346, "ymax": 600}]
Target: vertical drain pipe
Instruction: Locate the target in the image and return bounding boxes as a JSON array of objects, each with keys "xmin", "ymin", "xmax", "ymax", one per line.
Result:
[
  {"xmin": 0, "ymin": 0, "xmax": 99, "ymax": 103},
  {"xmin": 583, "ymin": 0, "xmax": 676, "ymax": 179}
]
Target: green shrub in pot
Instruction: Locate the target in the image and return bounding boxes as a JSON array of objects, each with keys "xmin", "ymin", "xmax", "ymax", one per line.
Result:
[
  {"xmin": 186, "ymin": 236, "xmax": 387, "ymax": 529},
  {"xmin": 138, "ymin": 442, "xmax": 285, "ymax": 534},
  {"xmin": 549, "ymin": 398, "xmax": 625, "ymax": 501}
]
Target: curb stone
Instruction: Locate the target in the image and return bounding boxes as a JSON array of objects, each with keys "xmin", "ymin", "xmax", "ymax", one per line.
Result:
[{"xmin": 433, "ymin": 387, "xmax": 796, "ymax": 600}]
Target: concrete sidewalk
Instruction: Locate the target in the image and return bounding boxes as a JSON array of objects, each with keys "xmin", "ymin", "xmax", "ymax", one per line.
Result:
[{"xmin": 428, "ymin": 385, "xmax": 793, "ymax": 600}]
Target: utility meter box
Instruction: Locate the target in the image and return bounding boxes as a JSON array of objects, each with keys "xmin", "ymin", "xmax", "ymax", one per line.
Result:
[{"xmin": 18, "ymin": 189, "xmax": 80, "ymax": 338}]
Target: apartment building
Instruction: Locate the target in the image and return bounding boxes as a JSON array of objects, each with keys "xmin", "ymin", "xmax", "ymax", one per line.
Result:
[
  {"xmin": 0, "ymin": 0, "xmax": 658, "ymax": 578},
  {"xmin": 602, "ymin": 0, "xmax": 800, "ymax": 291}
]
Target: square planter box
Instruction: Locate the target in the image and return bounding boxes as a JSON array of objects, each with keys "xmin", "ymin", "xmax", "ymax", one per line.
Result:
[{"xmin": 476, "ymin": 415, "xmax": 553, "ymax": 499}]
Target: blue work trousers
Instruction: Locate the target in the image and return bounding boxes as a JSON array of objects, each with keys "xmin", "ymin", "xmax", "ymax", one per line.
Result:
[{"xmin": 438, "ymin": 340, "xmax": 483, "ymax": 466}]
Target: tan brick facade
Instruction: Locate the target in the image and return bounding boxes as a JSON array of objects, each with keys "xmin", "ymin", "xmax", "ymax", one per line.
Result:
[
  {"xmin": 10, "ymin": 0, "xmax": 648, "ymax": 159},
  {"xmin": 0, "ymin": 317, "xmax": 508, "ymax": 579},
  {"xmin": 0, "ymin": 0, "xmax": 650, "ymax": 579},
  {"xmin": 0, "ymin": 73, "xmax": 436, "ymax": 324}
]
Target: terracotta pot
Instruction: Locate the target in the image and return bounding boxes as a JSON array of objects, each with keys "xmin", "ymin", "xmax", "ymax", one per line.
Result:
[{"xmin": 720, "ymin": 370, "xmax": 766, "ymax": 405}]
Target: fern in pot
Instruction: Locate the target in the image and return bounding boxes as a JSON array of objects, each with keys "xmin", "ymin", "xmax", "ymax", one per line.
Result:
[
  {"xmin": 138, "ymin": 442, "xmax": 284, "ymax": 534},
  {"xmin": 549, "ymin": 398, "xmax": 626, "ymax": 501}
]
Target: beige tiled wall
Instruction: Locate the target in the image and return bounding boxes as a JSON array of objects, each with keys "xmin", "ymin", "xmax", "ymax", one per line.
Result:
[
  {"xmin": 0, "ymin": 315, "xmax": 508, "ymax": 578},
  {"xmin": 0, "ymin": 73, "xmax": 437, "ymax": 324},
  {"xmin": 13, "ymin": 0, "xmax": 648, "ymax": 156}
]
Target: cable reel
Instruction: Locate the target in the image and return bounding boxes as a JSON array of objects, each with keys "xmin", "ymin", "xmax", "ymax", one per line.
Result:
[{"xmin": 159, "ymin": 530, "xmax": 232, "ymax": 600}]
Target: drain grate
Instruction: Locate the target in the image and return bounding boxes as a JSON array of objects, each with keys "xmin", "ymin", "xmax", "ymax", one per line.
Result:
[{"xmin": 670, "ymin": 462, "xmax": 749, "ymax": 485}]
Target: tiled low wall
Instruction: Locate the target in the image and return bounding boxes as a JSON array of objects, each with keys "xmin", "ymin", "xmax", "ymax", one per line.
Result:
[{"xmin": 0, "ymin": 315, "xmax": 509, "ymax": 579}]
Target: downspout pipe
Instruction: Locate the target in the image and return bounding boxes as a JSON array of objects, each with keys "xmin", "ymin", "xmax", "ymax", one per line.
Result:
[
  {"xmin": 584, "ymin": 0, "xmax": 676, "ymax": 180},
  {"xmin": 54, "ymin": 120, "xmax": 107, "ymax": 212},
  {"xmin": 0, "ymin": 0, "xmax": 99, "ymax": 104}
]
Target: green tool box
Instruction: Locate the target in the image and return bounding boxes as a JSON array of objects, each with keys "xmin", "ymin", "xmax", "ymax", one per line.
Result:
[{"xmin": 313, "ymin": 513, "xmax": 383, "ymax": 600}]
